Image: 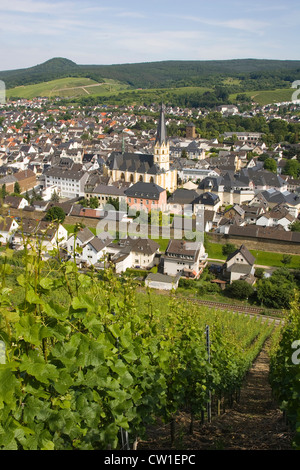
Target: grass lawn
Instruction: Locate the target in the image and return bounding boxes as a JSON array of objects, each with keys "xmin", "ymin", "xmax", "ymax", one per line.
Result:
[
  {"xmin": 206, "ymin": 241, "xmax": 300, "ymax": 269},
  {"xmin": 251, "ymin": 250, "xmax": 300, "ymax": 269},
  {"xmin": 64, "ymin": 224, "xmax": 97, "ymax": 236},
  {"xmin": 206, "ymin": 242, "xmax": 225, "ymax": 260},
  {"xmin": 149, "ymin": 237, "xmax": 170, "ymax": 252}
]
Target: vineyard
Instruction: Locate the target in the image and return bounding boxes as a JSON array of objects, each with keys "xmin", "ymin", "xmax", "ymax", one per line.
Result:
[
  {"xmin": 269, "ymin": 296, "xmax": 300, "ymax": 449},
  {"xmin": 0, "ymin": 233, "xmax": 297, "ymax": 450}
]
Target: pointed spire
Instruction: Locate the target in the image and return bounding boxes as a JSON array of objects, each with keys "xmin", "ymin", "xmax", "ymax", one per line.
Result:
[
  {"xmin": 121, "ymin": 131, "xmax": 125, "ymax": 154},
  {"xmin": 155, "ymin": 103, "xmax": 167, "ymax": 146}
]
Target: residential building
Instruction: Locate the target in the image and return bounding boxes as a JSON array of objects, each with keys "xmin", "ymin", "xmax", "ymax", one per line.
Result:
[
  {"xmin": 163, "ymin": 239, "xmax": 207, "ymax": 279},
  {"xmin": 222, "ymin": 244, "xmax": 256, "ymax": 284},
  {"xmin": 145, "ymin": 272, "xmax": 181, "ymax": 291},
  {"xmin": 256, "ymin": 206, "xmax": 295, "ymax": 230},
  {"xmin": 12, "ymin": 218, "xmax": 68, "ymax": 254},
  {"xmin": 44, "ymin": 159, "xmax": 89, "ymax": 198},
  {"xmin": 0, "ymin": 216, "xmax": 19, "ymax": 244},
  {"xmin": 14, "ymin": 169, "xmax": 37, "ymax": 193},
  {"xmin": 4, "ymin": 195, "xmax": 29, "ymax": 210},
  {"xmin": 125, "ymin": 181, "xmax": 167, "ymax": 213},
  {"xmin": 81, "ymin": 237, "xmax": 110, "ymax": 266},
  {"xmin": 66, "ymin": 227, "xmax": 95, "ymax": 258},
  {"xmin": 85, "ymin": 184, "xmax": 126, "ymax": 209},
  {"xmin": 106, "ymin": 237, "xmax": 160, "ymax": 273}
]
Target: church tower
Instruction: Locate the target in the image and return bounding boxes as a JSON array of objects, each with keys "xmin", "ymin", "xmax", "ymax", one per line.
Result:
[{"xmin": 154, "ymin": 103, "xmax": 170, "ymax": 171}]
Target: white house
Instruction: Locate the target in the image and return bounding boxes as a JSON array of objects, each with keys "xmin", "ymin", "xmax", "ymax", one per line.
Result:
[
  {"xmin": 12, "ymin": 218, "xmax": 68, "ymax": 254},
  {"xmin": 145, "ymin": 272, "xmax": 181, "ymax": 291},
  {"xmin": 106, "ymin": 237, "xmax": 160, "ymax": 273},
  {"xmin": 163, "ymin": 239, "xmax": 207, "ymax": 279},
  {"xmin": 222, "ymin": 244, "xmax": 256, "ymax": 284},
  {"xmin": 66, "ymin": 227, "xmax": 94, "ymax": 259},
  {"xmin": 4, "ymin": 195, "xmax": 29, "ymax": 210},
  {"xmin": 256, "ymin": 207, "xmax": 295, "ymax": 231},
  {"xmin": 0, "ymin": 217, "xmax": 19, "ymax": 244},
  {"xmin": 81, "ymin": 237, "xmax": 110, "ymax": 266}
]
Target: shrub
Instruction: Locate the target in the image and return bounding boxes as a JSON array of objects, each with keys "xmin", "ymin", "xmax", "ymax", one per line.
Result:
[
  {"xmin": 222, "ymin": 243, "xmax": 236, "ymax": 257},
  {"xmin": 224, "ymin": 280, "xmax": 254, "ymax": 300}
]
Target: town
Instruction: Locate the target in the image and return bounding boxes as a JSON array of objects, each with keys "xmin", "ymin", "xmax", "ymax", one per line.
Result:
[{"xmin": 0, "ymin": 95, "xmax": 299, "ymax": 301}]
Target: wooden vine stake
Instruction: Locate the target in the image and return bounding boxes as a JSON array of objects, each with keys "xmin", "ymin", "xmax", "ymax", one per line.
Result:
[{"xmin": 206, "ymin": 325, "xmax": 212, "ymax": 423}]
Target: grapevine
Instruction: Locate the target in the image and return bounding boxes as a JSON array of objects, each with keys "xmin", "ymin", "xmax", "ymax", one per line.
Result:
[
  {"xmin": 0, "ymin": 236, "xmax": 275, "ymax": 450},
  {"xmin": 269, "ymin": 293, "xmax": 300, "ymax": 449}
]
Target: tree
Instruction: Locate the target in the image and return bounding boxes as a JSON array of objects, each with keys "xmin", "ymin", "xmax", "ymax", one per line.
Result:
[
  {"xmin": 256, "ymin": 268, "xmax": 297, "ymax": 309},
  {"xmin": 222, "ymin": 243, "xmax": 236, "ymax": 257},
  {"xmin": 281, "ymin": 254, "xmax": 292, "ymax": 266},
  {"xmin": 224, "ymin": 280, "xmax": 254, "ymax": 300},
  {"xmin": 45, "ymin": 206, "xmax": 65, "ymax": 223},
  {"xmin": 254, "ymin": 267, "xmax": 265, "ymax": 279},
  {"xmin": 1, "ymin": 184, "xmax": 7, "ymax": 200},
  {"xmin": 105, "ymin": 197, "xmax": 120, "ymax": 211},
  {"xmin": 263, "ymin": 158, "xmax": 277, "ymax": 173},
  {"xmin": 89, "ymin": 196, "xmax": 99, "ymax": 209},
  {"xmin": 13, "ymin": 181, "xmax": 21, "ymax": 194},
  {"xmin": 283, "ymin": 159, "xmax": 300, "ymax": 179},
  {"xmin": 50, "ymin": 191, "xmax": 60, "ymax": 204},
  {"xmin": 289, "ymin": 220, "xmax": 300, "ymax": 232},
  {"xmin": 181, "ymin": 149, "xmax": 188, "ymax": 159},
  {"xmin": 80, "ymin": 197, "xmax": 99, "ymax": 209}
]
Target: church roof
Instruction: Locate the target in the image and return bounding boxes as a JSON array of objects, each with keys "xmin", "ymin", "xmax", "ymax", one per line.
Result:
[{"xmin": 107, "ymin": 152, "xmax": 163, "ymax": 175}]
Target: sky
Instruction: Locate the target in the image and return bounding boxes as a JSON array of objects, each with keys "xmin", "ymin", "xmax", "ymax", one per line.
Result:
[{"xmin": 0, "ymin": 0, "xmax": 300, "ymax": 70}]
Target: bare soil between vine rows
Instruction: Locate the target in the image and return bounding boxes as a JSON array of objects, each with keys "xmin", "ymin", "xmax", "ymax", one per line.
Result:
[{"xmin": 138, "ymin": 342, "xmax": 294, "ymax": 451}]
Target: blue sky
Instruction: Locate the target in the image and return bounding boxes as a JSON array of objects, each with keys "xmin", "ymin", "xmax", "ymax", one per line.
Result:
[{"xmin": 1, "ymin": 0, "xmax": 299, "ymax": 70}]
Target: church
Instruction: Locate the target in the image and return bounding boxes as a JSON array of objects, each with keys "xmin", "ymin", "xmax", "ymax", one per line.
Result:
[{"xmin": 103, "ymin": 104, "xmax": 177, "ymax": 192}]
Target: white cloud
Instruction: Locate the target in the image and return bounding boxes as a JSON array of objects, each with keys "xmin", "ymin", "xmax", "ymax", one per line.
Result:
[
  {"xmin": 116, "ymin": 11, "xmax": 147, "ymax": 19},
  {"xmin": 176, "ymin": 15, "xmax": 269, "ymax": 35},
  {"xmin": 0, "ymin": 0, "xmax": 73, "ymax": 14}
]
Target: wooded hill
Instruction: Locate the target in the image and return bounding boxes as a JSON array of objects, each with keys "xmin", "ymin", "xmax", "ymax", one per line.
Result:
[{"xmin": 1, "ymin": 57, "xmax": 300, "ymax": 91}]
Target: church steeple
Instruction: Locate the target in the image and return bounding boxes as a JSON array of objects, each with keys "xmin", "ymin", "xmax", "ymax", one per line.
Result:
[
  {"xmin": 155, "ymin": 103, "xmax": 167, "ymax": 146},
  {"xmin": 154, "ymin": 103, "xmax": 170, "ymax": 171}
]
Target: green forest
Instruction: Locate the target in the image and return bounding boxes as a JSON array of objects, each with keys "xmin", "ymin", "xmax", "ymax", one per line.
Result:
[{"xmin": 2, "ymin": 57, "xmax": 300, "ymax": 92}]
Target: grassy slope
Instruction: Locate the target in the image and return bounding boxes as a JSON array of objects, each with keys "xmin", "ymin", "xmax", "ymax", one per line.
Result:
[
  {"xmin": 230, "ymin": 88, "xmax": 294, "ymax": 106},
  {"xmin": 6, "ymin": 77, "xmax": 129, "ymax": 99},
  {"xmin": 7, "ymin": 80, "xmax": 210, "ymax": 101},
  {"xmin": 7, "ymin": 75, "xmax": 295, "ymax": 105}
]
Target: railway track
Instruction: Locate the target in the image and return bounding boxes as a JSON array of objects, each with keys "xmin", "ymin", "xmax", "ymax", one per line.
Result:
[
  {"xmin": 174, "ymin": 296, "xmax": 284, "ymax": 324},
  {"xmin": 138, "ymin": 287, "xmax": 284, "ymax": 325}
]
